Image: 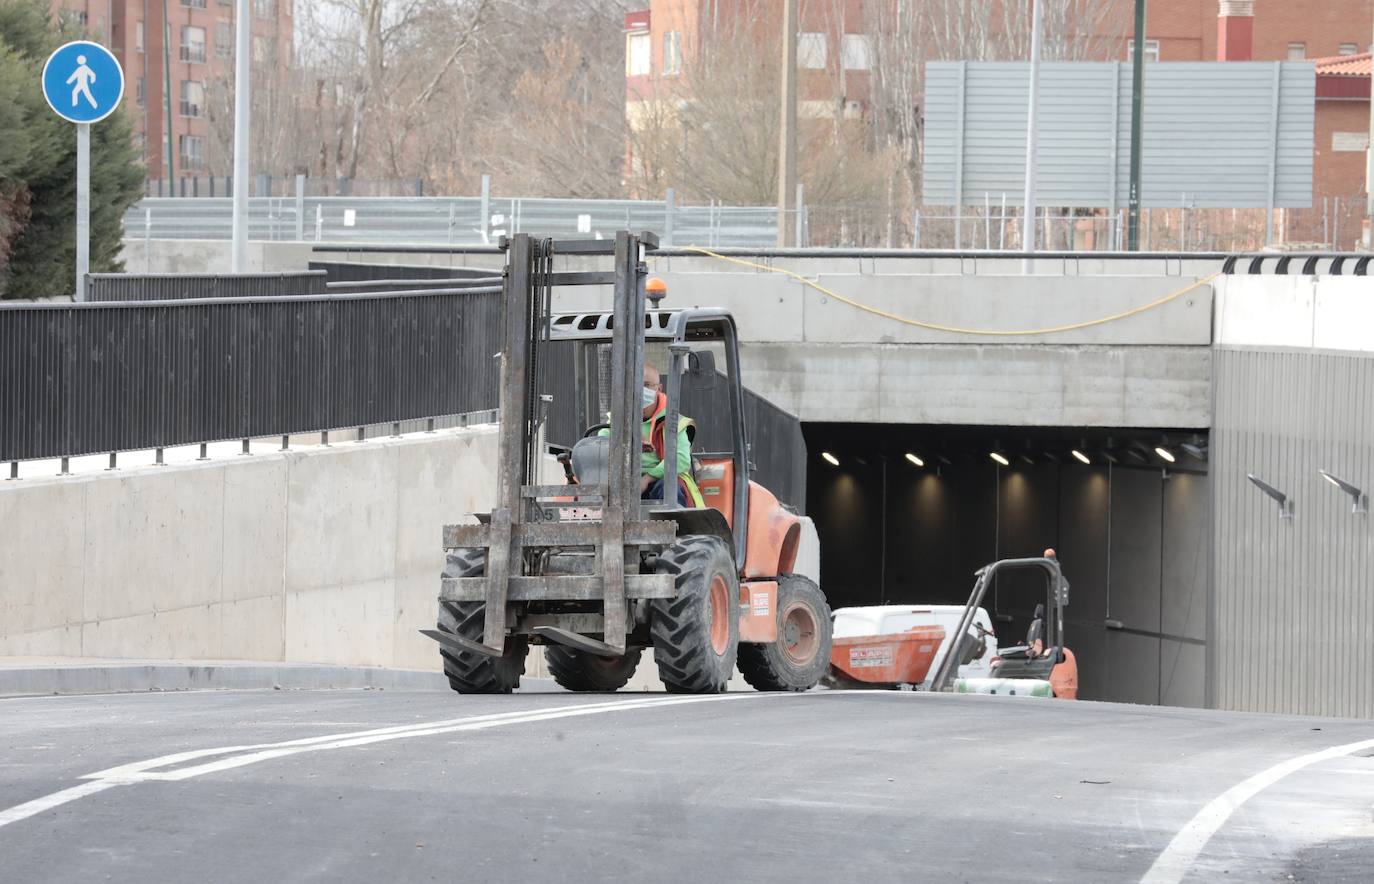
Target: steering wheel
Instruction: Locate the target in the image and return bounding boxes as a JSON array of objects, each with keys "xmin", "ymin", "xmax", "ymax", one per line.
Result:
[{"xmin": 581, "ymin": 423, "xmax": 610, "ymax": 439}]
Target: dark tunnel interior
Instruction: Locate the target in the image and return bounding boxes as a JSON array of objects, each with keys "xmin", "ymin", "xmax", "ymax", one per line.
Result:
[{"xmin": 802, "ymin": 423, "xmax": 1211, "ymax": 705}]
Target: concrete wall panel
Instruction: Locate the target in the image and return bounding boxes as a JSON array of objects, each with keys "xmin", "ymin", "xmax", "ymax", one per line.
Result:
[
  {"xmin": 0, "ymin": 427, "xmax": 503, "ymax": 670},
  {"xmin": 222, "ymin": 458, "xmax": 288, "ymax": 603},
  {"xmin": 82, "ymin": 466, "xmax": 226, "ymax": 623},
  {"xmin": 744, "ymin": 343, "xmax": 1211, "ymax": 428},
  {"xmin": 0, "ymin": 481, "xmax": 86, "ymax": 638}
]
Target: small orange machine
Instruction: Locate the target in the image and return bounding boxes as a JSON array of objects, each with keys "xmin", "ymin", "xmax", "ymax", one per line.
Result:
[{"xmin": 828, "ymin": 624, "xmax": 946, "ymax": 687}]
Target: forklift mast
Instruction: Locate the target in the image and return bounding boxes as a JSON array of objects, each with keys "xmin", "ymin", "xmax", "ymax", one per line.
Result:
[{"xmin": 476, "ymin": 231, "xmax": 659, "ymax": 655}]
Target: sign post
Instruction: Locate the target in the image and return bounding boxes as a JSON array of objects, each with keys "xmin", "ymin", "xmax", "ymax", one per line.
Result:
[{"xmin": 40, "ymin": 40, "xmax": 124, "ymax": 302}]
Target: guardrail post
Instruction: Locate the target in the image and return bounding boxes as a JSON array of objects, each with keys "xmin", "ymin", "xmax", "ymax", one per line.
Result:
[
  {"xmin": 7, "ymin": 462, "xmax": 18, "ymax": 481},
  {"xmin": 59, "ymin": 457, "xmax": 69, "ymax": 475},
  {"xmin": 197, "ymin": 443, "xmax": 208, "ymax": 461},
  {"xmin": 663, "ymin": 187, "xmax": 675, "ymax": 246},
  {"xmin": 294, "ymin": 174, "xmax": 305, "ymax": 241},
  {"xmin": 106, "ymin": 452, "xmax": 117, "ymax": 471},
  {"xmin": 321, "ymin": 430, "xmax": 330, "ymax": 447},
  {"xmin": 155, "ymin": 447, "xmax": 165, "ymax": 466},
  {"xmin": 480, "ymin": 174, "xmax": 491, "ymax": 244},
  {"xmin": 240, "ymin": 438, "xmax": 251, "ymax": 455}
]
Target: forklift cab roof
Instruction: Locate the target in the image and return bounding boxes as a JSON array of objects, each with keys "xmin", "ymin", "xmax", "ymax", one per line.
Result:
[{"xmin": 549, "ymin": 307, "xmax": 738, "ymax": 345}]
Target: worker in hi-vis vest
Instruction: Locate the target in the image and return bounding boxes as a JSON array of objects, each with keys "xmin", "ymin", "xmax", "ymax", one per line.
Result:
[{"xmin": 601, "ymin": 362, "xmax": 705, "ymax": 507}]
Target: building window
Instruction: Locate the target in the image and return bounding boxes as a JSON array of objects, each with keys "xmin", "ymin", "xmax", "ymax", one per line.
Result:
[
  {"xmin": 179, "ymin": 80, "xmax": 204, "ymax": 117},
  {"xmin": 179, "ymin": 135, "xmax": 205, "ymax": 170},
  {"xmin": 216, "ymin": 23, "xmax": 232, "ymax": 58},
  {"xmin": 662, "ymin": 31, "xmax": 681, "ymax": 76},
  {"xmin": 253, "ymin": 0, "xmax": 276, "ymax": 18},
  {"xmin": 798, "ymin": 32, "xmax": 826, "ymax": 70},
  {"xmin": 180, "ymin": 25, "xmax": 206, "ymax": 63},
  {"xmin": 252, "ymin": 35, "xmax": 274, "ymax": 64},
  {"xmin": 1287, "ymin": 42, "xmax": 1305, "ymax": 60},
  {"xmin": 841, "ymin": 34, "xmax": 872, "ymax": 71},
  {"xmin": 1338, "ymin": 43, "xmax": 1358, "ymax": 56},
  {"xmin": 180, "ymin": 0, "xmax": 206, "ymax": 9},
  {"xmin": 1127, "ymin": 39, "xmax": 1160, "ymax": 62},
  {"xmin": 136, "ymin": 76, "xmax": 145, "ymax": 106},
  {"xmin": 136, "ymin": 21, "xmax": 144, "ymax": 52},
  {"xmin": 626, "ymin": 31, "xmax": 650, "ymax": 76}
]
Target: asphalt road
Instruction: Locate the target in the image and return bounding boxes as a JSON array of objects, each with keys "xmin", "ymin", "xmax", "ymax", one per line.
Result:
[{"xmin": 2, "ymin": 688, "xmax": 1372, "ymax": 883}]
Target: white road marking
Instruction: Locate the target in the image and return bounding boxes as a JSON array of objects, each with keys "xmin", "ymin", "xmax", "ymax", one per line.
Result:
[
  {"xmin": 0, "ymin": 780, "xmax": 121, "ymax": 828},
  {"xmin": 1140, "ymin": 736, "xmax": 1374, "ymax": 884},
  {"xmin": 0, "ymin": 693, "xmax": 769, "ymax": 830}
]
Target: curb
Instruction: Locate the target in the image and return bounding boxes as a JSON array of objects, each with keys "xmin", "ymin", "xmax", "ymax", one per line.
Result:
[{"xmin": 0, "ymin": 662, "xmax": 451, "ymax": 698}]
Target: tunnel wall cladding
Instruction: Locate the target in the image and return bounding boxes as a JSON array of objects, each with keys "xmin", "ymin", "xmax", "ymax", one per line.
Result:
[{"xmin": 1213, "ymin": 347, "xmax": 1374, "ymax": 719}]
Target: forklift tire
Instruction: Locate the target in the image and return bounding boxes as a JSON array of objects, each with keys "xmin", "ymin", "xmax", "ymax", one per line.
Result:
[
  {"xmin": 650, "ymin": 536, "xmax": 740, "ymax": 693},
  {"xmin": 737, "ymin": 574, "xmax": 832, "ymax": 692},
  {"xmin": 437, "ymin": 548, "xmax": 529, "ymax": 694},
  {"xmin": 545, "ymin": 646, "xmax": 644, "ymax": 692}
]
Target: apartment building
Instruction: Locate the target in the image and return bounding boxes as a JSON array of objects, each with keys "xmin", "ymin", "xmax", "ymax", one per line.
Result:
[{"xmin": 50, "ymin": 0, "xmax": 293, "ymax": 181}]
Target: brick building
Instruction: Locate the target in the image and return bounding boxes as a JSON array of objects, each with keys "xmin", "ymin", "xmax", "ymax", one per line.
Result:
[
  {"xmin": 623, "ymin": 0, "xmax": 875, "ymax": 186},
  {"xmin": 1141, "ymin": 0, "xmax": 1370, "ymax": 65},
  {"xmin": 1141, "ymin": 0, "xmax": 1372, "ymax": 220},
  {"xmin": 50, "ymin": 0, "xmax": 293, "ymax": 182}
]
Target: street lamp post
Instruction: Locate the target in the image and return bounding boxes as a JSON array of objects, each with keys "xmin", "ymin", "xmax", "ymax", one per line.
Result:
[
  {"xmin": 1127, "ymin": 0, "xmax": 1147, "ymax": 251},
  {"xmin": 230, "ymin": 0, "xmax": 251, "ymax": 272}
]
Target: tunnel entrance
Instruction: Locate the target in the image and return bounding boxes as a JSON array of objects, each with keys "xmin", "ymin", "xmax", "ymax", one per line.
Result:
[{"xmin": 802, "ymin": 424, "xmax": 1210, "ymax": 707}]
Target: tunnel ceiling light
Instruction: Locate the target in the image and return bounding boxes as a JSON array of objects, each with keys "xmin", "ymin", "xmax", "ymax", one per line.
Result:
[
  {"xmin": 1018, "ymin": 453, "xmax": 1036, "ymax": 466},
  {"xmin": 1318, "ymin": 470, "xmax": 1368, "ymax": 515},
  {"xmin": 1071, "ymin": 449, "xmax": 1091, "ymax": 465},
  {"xmin": 904, "ymin": 452, "xmax": 924, "ymax": 467},
  {"xmin": 1154, "ymin": 446, "xmax": 1176, "ymax": 464},
  {"xmin": 989, "ymin": 451, "xmax": 1010, "ymax": 467},
  {"xmin": 1181, "ymin": 442, "xmax": 1208, "ymax": 461},
  {"xmin": 1247, "ymin": 473, "xmax": 1294, "ymax": 520},
  {"xmin": 821, "ymin": 451, "xmax": 840, "ymax": 467}
]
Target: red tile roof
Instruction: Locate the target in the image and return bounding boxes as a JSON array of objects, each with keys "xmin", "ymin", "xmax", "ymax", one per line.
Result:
[{"xmin": 1312, "ymin": 53, "xmax": 1371, "ymax": 78}]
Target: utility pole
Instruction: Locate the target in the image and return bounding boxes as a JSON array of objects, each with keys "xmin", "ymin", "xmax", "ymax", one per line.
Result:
[
  {"xmin": 776, "ymin": 0, "xmax": 798, "ymax": 247},
  {"xmin": 1127, "ymin": 0, "xmax": 1147, "ymax": 250},
  {"xmin": 1022, "ymin": 0, "xmax": 1043, "ymax": 270},
  {"xmin": 230, "ymin": 0, "xmax": 251, "ymax": 272}
]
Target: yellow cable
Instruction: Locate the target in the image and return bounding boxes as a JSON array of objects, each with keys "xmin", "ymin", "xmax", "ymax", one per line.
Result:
[{"xmin": 680, "ymin": 246, "xmax": 1220, "ymax": 337}]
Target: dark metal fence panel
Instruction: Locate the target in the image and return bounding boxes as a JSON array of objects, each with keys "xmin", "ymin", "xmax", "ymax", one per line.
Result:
[
  {"xmin": 681, "ymin": 375, "xmax": 807, "ymax": 513},
  {"xmin": 4, "ymin": 281, "xmax": 805, "ymax": 510},
  {"xmin": 309, "ymin": 261, "xmax": 497, "ymax": 284},
  {"xmin": 86, "ymin": 272, "xmax": 328, "ymax": 301},
  {"xmin": 0, "ymin": 290, "xmax": 501, "ymax": 461}
]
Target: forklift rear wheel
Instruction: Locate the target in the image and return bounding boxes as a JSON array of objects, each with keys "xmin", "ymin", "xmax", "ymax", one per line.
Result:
[
  {"xmin": 437, "ymin": 548, "xmax": 529, "ymax": 694},
  {"xmin": 545, "ymin": 646, "xmax": 644, "ymax": 692},
  {"xmin": 738, "ymin": 574, "xmax": 832, "ymax": 692},
  {"xmin": 650, "ymin": 536, "xmax": 740, "ymax": 693}
]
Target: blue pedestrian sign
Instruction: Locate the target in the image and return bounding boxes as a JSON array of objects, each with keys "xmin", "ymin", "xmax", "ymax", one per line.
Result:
[{"xmin": 41, "ymin": 40, "xmax": 124, "ymax": 124}]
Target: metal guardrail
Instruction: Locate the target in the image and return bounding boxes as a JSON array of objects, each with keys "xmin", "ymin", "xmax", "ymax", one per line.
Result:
[
  {"xmin": 1, "ymin": 271, "xmax": 809, "ymax": 510},
  {"xmin": 0, "ymin": 288, "xmax": 503, "ymax": 463},
  {"xmin": 87, "ymin": 272, "xmax": 328, "ymax": 301},
  {"xmin": 123, "ymin": 196, "xmax": 782, "ymax": 248}
]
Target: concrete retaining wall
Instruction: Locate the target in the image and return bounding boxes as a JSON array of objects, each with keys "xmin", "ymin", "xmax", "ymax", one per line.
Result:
[
  {"xmin": 0, "ymin": 426, "xmax": 500, "ymax": 669},
  {"xmin": 0, "ymin": 425, "xmax": 822, "ymax": 689}
]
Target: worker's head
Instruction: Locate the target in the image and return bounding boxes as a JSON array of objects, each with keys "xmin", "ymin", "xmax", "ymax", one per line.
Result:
[
  {"xmin": 1043, "ymin": 548, "xmax": 1057, "ymax": 560},
  {"xmin": 642, "ymin": 363, "xmax": 662, "ymax": 417}
]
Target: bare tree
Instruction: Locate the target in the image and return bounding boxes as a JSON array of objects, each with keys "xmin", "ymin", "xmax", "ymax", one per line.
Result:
[{"xmin": 866, "ymin": 0, "xmax": 1130, "ymax": 206}]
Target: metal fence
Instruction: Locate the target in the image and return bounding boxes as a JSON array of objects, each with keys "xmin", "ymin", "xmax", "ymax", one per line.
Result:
[
  {"xmin": 123, "ymin": 195, "xmax": 782, "ymax": 248},
  {"xmin": 2, "ymin": 270, "xmax": 808, "ymax": 509},
  {"xmin": 87, "ymin": 272, "xmax": 327, "ymax": 301},
  {"xmin": 0, "ymin": 287, "xmax": 501, "ymax": 462},
  {"xmin": 811, "ymin": 195, "xmax": 1374, "ymax": 252}
]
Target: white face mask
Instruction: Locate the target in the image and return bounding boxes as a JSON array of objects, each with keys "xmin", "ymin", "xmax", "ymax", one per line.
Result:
[{"xmin": 642, "ymin": 386, "xmax": 658, "ymax": 409}]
